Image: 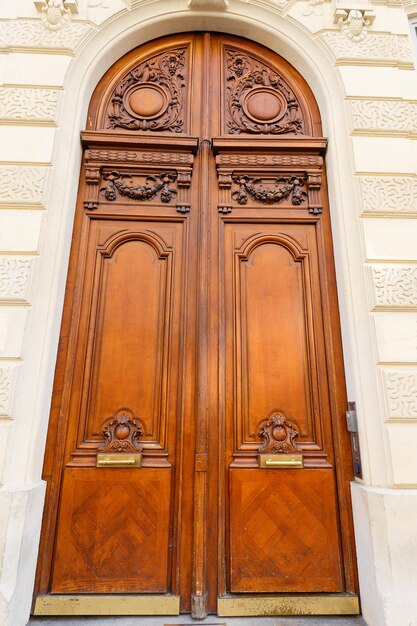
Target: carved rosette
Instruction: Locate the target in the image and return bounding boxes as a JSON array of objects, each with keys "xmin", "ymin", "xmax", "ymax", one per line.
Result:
[
  {"xmin": 258, "ymin": 413, "xmax": 302, "ymax": 455},
  {"xmin": 225, "ymin": 49, "xmax": 305, "ymax": 135},
  {"xmin": 107, "ymin": 48, "xmax": 187, "ymax": 133},
  {"xmin": 99, "ymin": 409, "xmax": 144, "ymax": 454}
]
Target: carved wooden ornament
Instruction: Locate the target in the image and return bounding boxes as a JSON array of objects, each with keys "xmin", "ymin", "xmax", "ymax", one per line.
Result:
[
  {"xmin": 108, "ymin": 48, "xmax": 187, "ymax": 133},
  {"xmin": 101, "ymin": 171, "xmax": 178, "ymax": 204},
  {"xmin": 258, "ymin": 413, "xmax": 302, "ymax": 454},
  {"xmin": 232, "ymin": 175, "xmax": 307, "ymax": 206},
  {"xmin": 99, "ymin": 409, "xmax": 144, "ymax": 454},
  {"xmin": 225, "ymin": 48, "xmax": 305, "ymax": 135}
]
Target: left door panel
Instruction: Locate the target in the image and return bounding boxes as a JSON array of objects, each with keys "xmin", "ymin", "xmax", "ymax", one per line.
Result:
[{"xmin": 50, "ymin": 217, "xmax": 186, "ymax": 594}]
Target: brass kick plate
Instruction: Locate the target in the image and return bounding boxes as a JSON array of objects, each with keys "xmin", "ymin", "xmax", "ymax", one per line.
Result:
[
  {"xmin": 34, "ymin": 595, "xmax": 180, "ymax": 616},
  {"xmin": 258, "ymin": 453, "xmax": 303, "ymax": 469},
  {"xmin": 218, "ymin": 593, "xmax": 359, "ymax": 616},
  {"xmin": 96, "ymin": 453, "xmax": 142, "ymax": 468}
]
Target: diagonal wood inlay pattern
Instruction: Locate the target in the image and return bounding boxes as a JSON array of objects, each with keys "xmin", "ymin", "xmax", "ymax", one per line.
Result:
[{"xmin": 230, "ymin": 469, "xmax": 344, "ymax": 592}]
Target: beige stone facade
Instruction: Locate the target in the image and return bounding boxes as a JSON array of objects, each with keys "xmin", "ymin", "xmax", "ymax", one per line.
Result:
[{"xmin": 0, "ymin": 1, "xmax": 417, "ymax": 625}]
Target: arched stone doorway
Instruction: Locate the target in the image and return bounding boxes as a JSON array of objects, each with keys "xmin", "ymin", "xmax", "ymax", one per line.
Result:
[{"xmin": 33, "ymin": 32, "xmax": 358, "ymax": 619}]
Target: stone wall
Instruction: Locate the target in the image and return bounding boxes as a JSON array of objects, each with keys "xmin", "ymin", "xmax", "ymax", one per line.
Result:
[{"xmin": 0, "ymin": 1, "xmax": 416, "ymax": 625}]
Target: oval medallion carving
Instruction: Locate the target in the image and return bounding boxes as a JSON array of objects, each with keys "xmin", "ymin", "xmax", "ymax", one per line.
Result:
[
  {"xmin": 225, "ymin": 47, "xmax": 305, "ymax": 135},
  {"xmin": 125, "ymin": 83, "xmax": 169, "ymax": 120},
  {"xmin": 242, "ymin": 88, "xmax": 287, "ymax": 124},
  {"xmin": 107, "ymin": 47, "xmax": 187, "ymax": 133}
]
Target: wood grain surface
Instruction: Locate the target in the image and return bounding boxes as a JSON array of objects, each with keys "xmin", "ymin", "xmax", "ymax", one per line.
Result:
[{"xmin": 34, "ymin": 33, "xmax": 357, "ymax": 617}]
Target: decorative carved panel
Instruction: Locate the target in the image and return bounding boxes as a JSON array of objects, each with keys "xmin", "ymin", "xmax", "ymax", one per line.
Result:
[
  {"xmin": 101, "ymin": 171, "xmax": 178, "ymax": 204},
  {"xmin": 359, "ymin": 175, "xmax": 417, "ymax": 213},
  {"xmin": 0, "ymin": 257, "xmax": 34, "ymax": 302},
  {"xmin": 107, "ymin": 48, "xmax": 187, "ymax": 133},
  {"xmin": 232, "ymin": 175, "xmax": 307, "ymax": 206},
  {"xmin": 67, "ymin": 222, "xmax": 185, "ymax": 468},
  {"xmin": 82, "ymin": 134, "xmax": 197, "ymax": 213},
  {"xmin": 0, "ymin": 87, "xmax": 59, "ymax": 123},
  {"xmin": 224, "ymin": 223, "xmax": 330, "ymax": 467},
  {"xmin": 213, "ymin": 139, "xmax": 325, "ymax": 214},
  {"xmin": 258, "ymin": 412, "xmax": 302, "ymax": 454},
  {"xmin": 0, "ymin": 166, "xmax": 48, "ymax": 206},
  {"xmin": 224, "ymin": 47, "xmax": 305, "ymax": 135},
  {"xmin": 99, "ymin": 408, "xmax": 144, "ymax": 454},
  {"xmin": 0, "ymin": 364, "xmax": 19, "ymax": 418},
  {"xmin": 382, "ymin": 368, "xmax": 417, "ymax": 420},
  {"xmin": 370, "ymin": 264, "xmax": 417, "ymax": 308}
]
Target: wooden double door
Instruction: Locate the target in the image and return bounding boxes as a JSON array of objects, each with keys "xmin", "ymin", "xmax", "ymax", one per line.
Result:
[{"xmin": 34, "ymin": 33, "xmax": 358, "ymax": 618}]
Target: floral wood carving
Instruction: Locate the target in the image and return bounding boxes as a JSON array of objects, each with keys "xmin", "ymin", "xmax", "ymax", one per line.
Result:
[
  {"xmin": 108, "ymin": 48, "xmax": 187, "ymax": 133},
  {"xmin": 99, "ymin": 409, "xmax": 144, "ymax": 454},
  {"xmin": 258, "ymin": 413, "xmax": 302, "ymax": 454},
  {"xmin": 232, "ymin": 175, "xmax": 307, "ymax": 206},
  {"xmin": 225, "ymin": 48, "xmax": 305, "ymax": 135},
  {"xmin": 101, "ymin": 171, "xmax": 177, "ymax": 204}
]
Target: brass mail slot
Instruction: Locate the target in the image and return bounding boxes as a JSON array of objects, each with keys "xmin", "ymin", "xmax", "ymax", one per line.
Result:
[
  {"xmin": 258, "ymin": 454, "xmax": 303, "ymax": 469},
  {"xmin": 96, "ymin": 453, "xmax": 142, "ymax": 468}
]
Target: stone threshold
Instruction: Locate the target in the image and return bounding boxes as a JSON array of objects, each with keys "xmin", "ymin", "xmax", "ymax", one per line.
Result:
[{"xmin": 29, "ymin": 615, "xmax": 367, "ymax": 626}]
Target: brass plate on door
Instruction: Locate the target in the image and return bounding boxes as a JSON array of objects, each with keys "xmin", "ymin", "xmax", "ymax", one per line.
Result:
[
  {"xmin": 34, "ymin": 594, "xmax": 180, "ymax": 616},
  {"xmin": 218, "ymin": 593, "xmax": 359, "ymax": 616},
  {"xmin": 258, "ymin": 453, "xmax": 303, "ymax": 469},
  {"xmin": 96, "ymin": 452, "xmax": 142, "ymax": 468}
]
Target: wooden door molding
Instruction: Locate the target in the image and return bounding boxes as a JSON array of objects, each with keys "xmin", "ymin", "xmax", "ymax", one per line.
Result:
[{"xmin": 34, "ymin": 32, "xmax": 358, "ymax": 619}]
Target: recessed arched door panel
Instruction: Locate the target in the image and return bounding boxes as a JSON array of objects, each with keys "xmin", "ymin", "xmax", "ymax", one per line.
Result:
[{"xmin": 34, "ymin": 33, "xmax": 358, "ymax": 619}]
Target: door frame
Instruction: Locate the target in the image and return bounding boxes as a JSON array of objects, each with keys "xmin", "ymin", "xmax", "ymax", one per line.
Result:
[{"xmin": 33, "ymin": 30, "xmax": 360, "ymax": 618}]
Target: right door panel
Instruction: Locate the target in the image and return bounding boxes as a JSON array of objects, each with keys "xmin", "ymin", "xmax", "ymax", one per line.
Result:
[{"xmin": 224, "ymin": 220, "xmax": 344, "ymax": 593}]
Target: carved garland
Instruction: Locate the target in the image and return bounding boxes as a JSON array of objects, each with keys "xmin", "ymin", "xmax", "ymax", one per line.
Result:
[
  {"xmin": 226, "ymin": 49, "xmax": 305, "ymax": 135},
  {"xmin": 102, "ymin": 171, "xmax": 177, "ymax": 204},
  {"xmin": 232, "ymin": 175, "xmax": 307, "ymax": 206},
  {"xmin": 108, "ymin": 49, "xmax": 186, "ymax": 133},
  {"xmin": 258, "ymin": 413, "xmax": 302, "ymax": 455}
]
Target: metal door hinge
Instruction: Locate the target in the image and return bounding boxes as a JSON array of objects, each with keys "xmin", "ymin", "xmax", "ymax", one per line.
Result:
[
  {"xmin": 346, "ymin": 401, "xmax": 362, "ymax": 479},
  {"xmin": 346, "ymin": 401, "xmax": 358, "ymax": 432}
]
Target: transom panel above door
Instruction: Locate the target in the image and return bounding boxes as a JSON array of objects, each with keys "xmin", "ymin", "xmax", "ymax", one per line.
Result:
[{"xmin": 34, "ymin": 33, "xmax": 359, "ymax": 619}]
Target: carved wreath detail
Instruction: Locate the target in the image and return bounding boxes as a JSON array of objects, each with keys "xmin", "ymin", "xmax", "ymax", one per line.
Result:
[
  {"xmin": 226, "ymin": 49, "xmax": 305, "ymax": 135},
  {"xmin": 259, "ymin": 413, "xmax": 302, "ymax": 455},
  {"xmin": 108, "ymin": 49, "xmax": 186, "ymax": 132},
  {"xmin": 232, "ymin": 175, "xmax": 307, "ymax": 206},
  {"xmin": 102, "ymin": 171, "xmax": 177, "ymax": 203},
  {"xmin": 100, "ymin": 410, "xmax": 144, "ymax": 454}
]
